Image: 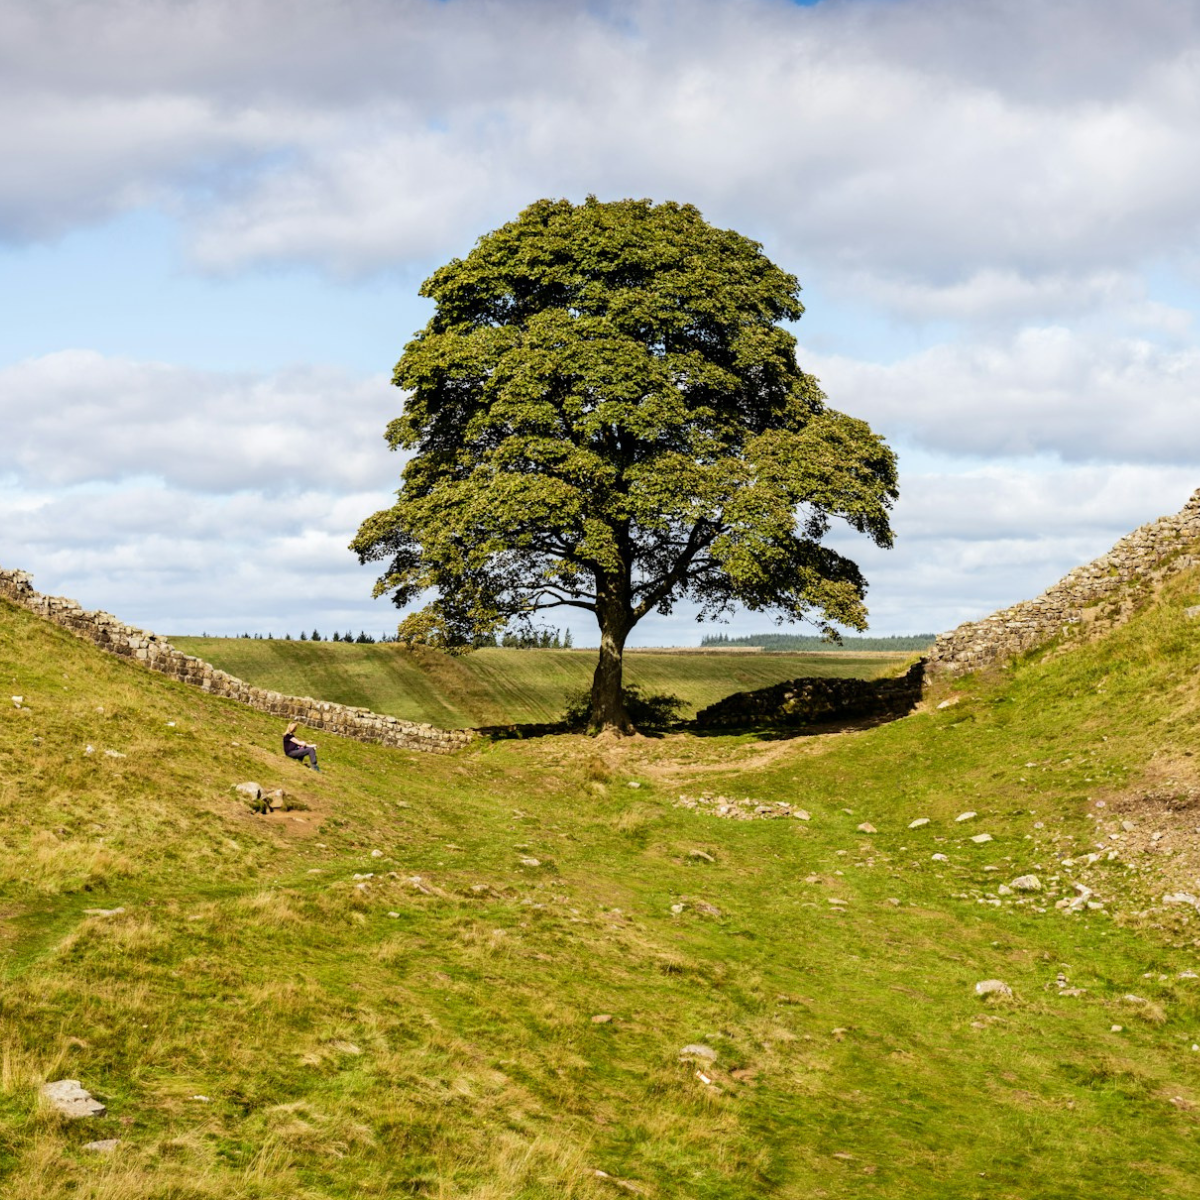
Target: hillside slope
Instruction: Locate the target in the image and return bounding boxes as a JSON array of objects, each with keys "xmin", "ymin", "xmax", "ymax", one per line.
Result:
[
  {"xmin": 169, "ymin": 638, "xmax": 902, "ymax": 727},
  {"xmin": 5, "ymin": 576, "xmax": 1200, "ymax": 1198}
]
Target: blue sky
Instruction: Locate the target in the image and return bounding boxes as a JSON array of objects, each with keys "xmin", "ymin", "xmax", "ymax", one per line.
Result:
[{"xmin": 3, "ymin": 0, "xmax": 1200, "ymax": 644}]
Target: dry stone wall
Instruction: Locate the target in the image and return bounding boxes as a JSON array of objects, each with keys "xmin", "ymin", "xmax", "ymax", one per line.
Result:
[
  {"xmin": 0, "ymin": 566, "xmax": 475, "ymax": 755},
  {"xmin": 928, "ymin": 488, "xmax": 1200, "ymax": 676},
  {"xmin": 694, "ymin": 661, "xmax": 925, "ymax": 730}
]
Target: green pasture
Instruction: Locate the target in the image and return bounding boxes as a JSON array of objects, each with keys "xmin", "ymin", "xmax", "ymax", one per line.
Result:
[
  {"xmin": 4, "ymin": 575, "xmax": 1200, "ymax": 1196},
  {"xmin": 169, "ymin": 639, "xmax": 904, "ymax": 727}
]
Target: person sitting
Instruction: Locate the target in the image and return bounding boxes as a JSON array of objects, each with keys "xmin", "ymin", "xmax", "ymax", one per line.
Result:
[{"xmin": 283, "ymin": 722, "xmax": 320, "ymax": 771}]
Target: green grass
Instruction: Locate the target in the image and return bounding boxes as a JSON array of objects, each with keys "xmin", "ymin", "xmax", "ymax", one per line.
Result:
[
  {"xmin": 169, "ymin": 639, "xmax": 904, "ymax": 727},
  {"xmin": 5, "ymin": 577, "xmax": 1200, "ymax": 1196}
]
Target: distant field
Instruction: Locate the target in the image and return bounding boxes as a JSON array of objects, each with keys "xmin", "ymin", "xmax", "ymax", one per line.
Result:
[{"xmin": 169, "ymin": 638, "xmax": 908, "ymax": 727}]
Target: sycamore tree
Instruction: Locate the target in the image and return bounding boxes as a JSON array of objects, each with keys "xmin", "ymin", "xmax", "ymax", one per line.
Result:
[{"xmin": 352, "ymin": 197, "xmax": 898, "ymax": 732}]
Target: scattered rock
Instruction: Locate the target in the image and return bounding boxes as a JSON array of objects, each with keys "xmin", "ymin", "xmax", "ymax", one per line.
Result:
[
  {"xmin": 1010, "ymin": 875, "xmax": 1042, "ymax": 892},
  {"xmin": 679, "ymin": 1043, "xmax": 717, "ymax": 1061},
  {"xmin": 81, "ymin": 1139, "xmax": 120, "ymax": 1153},
  {"xmin": 932, "ymin": 853, "xmax": 948, "ymax": 862},
  {"xmin": 997, "ymin": 884, "xmax": 1013, "ymax": 896},
  {"xmin": 970, "ymin": 834, "xmax": 994, "ymax": 844},
  {"xmin": 234, "ymin": 782, "xmax": 262, "ymax": 801},
  {"xmin": 857, "ymin": 822, "xmax": 877, "ymax": 834},
  {"xmin": 908, "ymin": 818, "xmax": 930, "ymax": 829},
  {"xmin": 41, "ymin": 1080, "xmax": 106, "ymax": 1118},
  {"xmin": 974, "ymin": 979, "xmax": 1012, "ymax": 999},
  {"xmin": 686, "ymin": 849, "xmax": 715, "ymax": 863},
  {"xmin": 956, "ymin": 812, "xmax": 977, "ymax": 822}
]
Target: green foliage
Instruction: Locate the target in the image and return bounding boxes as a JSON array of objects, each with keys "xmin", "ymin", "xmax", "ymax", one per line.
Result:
[
  {"xmin": 561, "ymin": 683, "xmax": 687, "ymax": 730},
  {"xmin": 352, "ymin": 196, "xmax": 897, "ymax": 726}
]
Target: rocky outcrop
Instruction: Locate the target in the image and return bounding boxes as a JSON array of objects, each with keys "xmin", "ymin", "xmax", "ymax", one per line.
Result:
[
  {"xmin": 694, "ymin": 661, "xmax": 924, "ymax": 730},
  {"xmin": 0, "ymin": 567, "xmax": 475, "ymax": 755},
  {"xmin": 928, "ymin": 489, "xmax": 1200, "ymax": 676}
]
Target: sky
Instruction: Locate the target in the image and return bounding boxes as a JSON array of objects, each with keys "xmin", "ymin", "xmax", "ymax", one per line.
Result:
[{"xmin": 3, "ymin": 0, "xmax": 1200, "ymax": 645}]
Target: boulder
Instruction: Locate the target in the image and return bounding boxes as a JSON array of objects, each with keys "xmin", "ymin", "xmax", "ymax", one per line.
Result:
[{"xmin": 41, "ymin": 1079, "xmax": 106, "ymax": 1118}]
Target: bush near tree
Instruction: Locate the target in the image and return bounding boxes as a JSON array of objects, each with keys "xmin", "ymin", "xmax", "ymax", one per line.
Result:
[{"xmin": 353, "ymin": 197, "xmax": 896, "ymax": 732}]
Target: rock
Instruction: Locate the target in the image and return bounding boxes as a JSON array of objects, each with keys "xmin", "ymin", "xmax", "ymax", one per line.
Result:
[
  {"xmin": 793, "ymin": 809, "xmax": 811, "ymax": 821},
  {"xmin": 1111, "ymin": 1025, "xmax": 1123, "ymax": 1033},
  {"xmin": 234, "ymin": 782, "xmax": 262, "ymax": 801},
  {"xmin": 936, "ymin": 698, "xmax": 957, "ymax": 709},
  {"xmin": 81, "ymin": 1139, "xmax": 120, "ymax": 1153},
  {"xmin": 1010, "ymin": 875, "xmax": 1042, "ymax": 892},
  {"xmin": 103, "ymin": 749, "xmax": 126, "ymax": 758},
  {"xmin": 41, "ymin": 1079, "xmax": 106, "ymax": 1118},
  {"xmin": 828, "ymin": 897, "xmax": 848, "ymax": 906},
  {"xmin": 970, "ymin": 834, "xmax": 994, "ymax": 844},
  {"xmin": 371, "ymin": 849, "xmax": 383, "ymax": 857},
  {"xmin": 1164, "ymin": 892, "xmax": 1200, "ymax": 908},
  {"xmin": 263, "ymin": 789, "xmax": 288, "ymax": 811},
  {"xmin": 351, "ymin": 873, "xmax": 374, "ymax": 880},
  {"xmin": 932, "ymin": 853, "xmax": 948, "ymax": 862},
  {"xmin": 974, "ymin": 979, "xmax": 1012, "ymax": 999},
  {"xmin": 997, "ymin": 884, "xmax": 1013, "ymax": 896},
  {"xmin": 691, "ymin": 900, "xmax": 722, "ymax": 917},
  {"xmin": 679, "ymin": 1043, "xmax": 717, "ymax": 1061},
  {"xmin": 82, "ymin": 907, "xmax": 125, "ymax": 917},
  {"xmin": 1186, "ymin": 606, "xmax": 1200, "ymax": 620},
  {"xmin": 519, "ymin": 857, "xmax": 541, "ymax": 868},
  {"xmin": 11, "ymin": 696, "xmax": 22, "ymax": 708},
  {"xmin": 627, "ymin": 781, "xmax": 641, "ymax": 789},
  {"xmin": 386, "ymin": 911, "xmax": 400, "ymax": 918},
  {"xmin": 886, "ymin": 897, "xmax": 901, "ymax": 906},
  {"xmin": 670, "ymin": 903, "xmax": 685, "ymax": 914},
  {"xmin": 686, "ymin": 849, "xmax": 715, "ymax": 863},
  {"xmin": 856, "ymin": 823, "xmax": 877, "ymax": 834},
  {"xmin": 908, "ymin": 818, "xmax": 930, "ymax": 829},
  {"xmin": 956, "ymin": 812, "xmax": 977, "ymax": 822},
  {"xmin": 591, "ymin": 1014, "xmax": 612, "ymax": 1023}
]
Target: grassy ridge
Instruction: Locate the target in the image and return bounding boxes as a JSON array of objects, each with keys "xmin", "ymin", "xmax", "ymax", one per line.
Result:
[
  {"xmin": 169, "ymin": 639, "xmax": 903, "ymax": 727},
  {"xmin": 5, "ymin": 580, "xmax": 1200, "ymax": 1196}
]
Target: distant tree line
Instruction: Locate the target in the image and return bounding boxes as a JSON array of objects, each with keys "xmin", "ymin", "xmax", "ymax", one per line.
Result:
[
  {"xmin": 226, "ymin": 626, "xmax": 574, "ymax": 648},
  {"xmin": 701, "ymin": 631, "xmax": 936, "ymax": 652}
]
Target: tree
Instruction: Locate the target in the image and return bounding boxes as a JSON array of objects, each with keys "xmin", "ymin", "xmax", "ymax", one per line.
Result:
[{"xmin": 352, "ymin": 197, "xmax": 897, "ymax": 732}]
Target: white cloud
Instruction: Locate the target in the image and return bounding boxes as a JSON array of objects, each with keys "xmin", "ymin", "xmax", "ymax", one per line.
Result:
[
  {"xmin": 3, "ymin": 0, "xmax": 1200, "ymax": 321},
  {"xmin": 804, "ymin": 327, "xmax": 1200, "ymax": 463},
  {"xmin": 1, "ymin": 350, "xmax": 401, "ymax": 492}
]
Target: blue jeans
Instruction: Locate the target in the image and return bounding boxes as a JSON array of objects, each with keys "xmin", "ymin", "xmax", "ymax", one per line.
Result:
[{"xmin": 287, "ymin": 745, "xmax": 319, "ymax": 769}]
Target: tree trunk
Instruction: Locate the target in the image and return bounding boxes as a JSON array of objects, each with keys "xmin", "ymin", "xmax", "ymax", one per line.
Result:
[{"xmin": 589, "ymin": 586, "xmax": 633, "ymax": 733}]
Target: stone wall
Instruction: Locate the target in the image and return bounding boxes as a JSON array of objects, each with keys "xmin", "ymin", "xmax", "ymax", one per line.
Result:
[
  {"xmin": 0, "ymin": 566, "xmax": 475, "ymax": 755},
  {"xmin": 928, "ymin": 488, "xmax": 1200, "ymax": 676},
  {"xmin": 694, "ymin": 661, "xmax": 925, "ymax": 730}
]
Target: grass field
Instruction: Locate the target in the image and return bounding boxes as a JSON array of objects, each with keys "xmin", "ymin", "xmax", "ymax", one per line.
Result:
[
  {"xmin": 169, "ymin": 639, "xmax": 906, "ymax": 727},
  {"xmin": 6, "ymin": 576, "xmax": 1200, "ymax": 1197}
]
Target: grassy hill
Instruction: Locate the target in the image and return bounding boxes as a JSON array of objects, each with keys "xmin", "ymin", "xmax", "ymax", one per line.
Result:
[
  {"xmin": 169, "ymin": 639, "xmax": 906, "ymax": 727},
  {"xmin": 6, "ymin": 575, "xmax": 1200, "ymax": 1197}
]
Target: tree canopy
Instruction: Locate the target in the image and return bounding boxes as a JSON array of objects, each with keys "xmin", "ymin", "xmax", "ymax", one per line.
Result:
[{"xmin": 352, "ymin": 197, "xmax": 898, "ymax": 731}]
